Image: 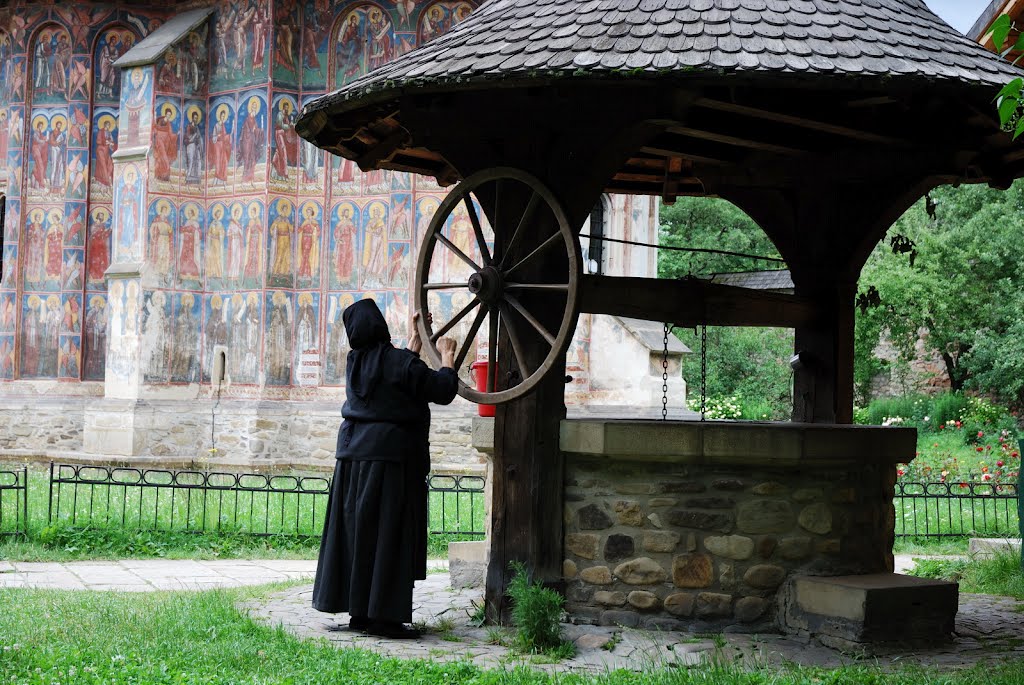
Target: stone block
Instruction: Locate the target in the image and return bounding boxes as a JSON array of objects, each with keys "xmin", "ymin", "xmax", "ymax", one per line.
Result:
[
  {"xmin": 604, "ymin": 534, "xmax": 635, "ymax": 562},
  {"xmin": 642, "ymin": 531, "xmax": 680, "ymax": 553},
  {"xmin": 672, "ymin": 554, "xmax": 713, "ymax": 588},
  {"xmin": 563, "ymin": 560, "xmax": 578, "ymax": 579},
  {"xmin": 613, "ymin": 557, "xmax": 667, "ymax": 585},
  {"xmin": 600, "ymin": 610, "xmax": 640, "ymax": 628},
  {"xmin": 743, "ymin": 564, "xmax": 786, "ymax": 589},
  {"xmin": 660, "ymin": 481, "xmax": 706, "ymax": 494},
  {"xmin": 792, "ymin": 488, "xmax": 823, "ymax": 503},
  {"xmin": 448, "ymin": 540, "xmax": 487, "ymax": 589},
  {"xmin": 566, "ymin": 533, "xmax": 600, "ymax": 560},
  {"xmin": 784, "ymin": 574, "xmax": 958, "ymax": 644},
  {"xmin": 580, "ymin": 566, "xmax": 613, "ymax": 585},
  {"xmin": 627, "ymin": 590, "xmax": 661, "ymax": 610},
  {"xmin": 695, "ymin": 592, "xmax": 733, "ymax": 618},
  {"xmin": 647, "ymin": 513, "xmax": 663, "ymax": 528},
  {"xmin": 798, "ymin": 503, "xmax": 833, "ymax": 534},
  {"xmin": 736, "ymin": 500, "xmax": 794, "ymax": 534},
  {"xmin": 648, "ymin": 497, "xmax": 677, "ymax": 507},
  {"xmin": 613, "ymin": 500, "xmax": 643, "ymax": 526},
  {"xmin": 750, "ymin": 482, "xmax": 788, "ymax": 496},
  {"xmin": 577, "ymin": 504, "xmax": 613, "ymax": 530},
  {"xmin": 778, "ymin": 536, "xmax": 812, "ymax": 560},
  {"xmin": 666, "ymin": 510, "xmax": 732, "ymax": 532},
  {"xmin": 594, "ymin": 590, "xmax": 626, "ymax": 606},
  {"xmin": 664, "ymin": 592, "xmax": 695, "ymax": 616},
  {"xmin": 711, "ymin": 478, "xmax": 746, "ymax": 491},
  {"xmin": 967, "ymin": 537, "xmax": 1022, "ymax": 558},
  {"xmin": 735, "ymin": 597, "xmax": 769, "ymax": 623},
  {"xmin": 704, "ymin": 535, "xmax": 754, "ymax": 560}
]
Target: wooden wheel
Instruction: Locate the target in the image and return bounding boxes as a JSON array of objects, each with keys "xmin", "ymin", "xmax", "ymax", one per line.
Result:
[{"xmin": 415, "ymin": 167, "xmax": 581, "ymax": 404}]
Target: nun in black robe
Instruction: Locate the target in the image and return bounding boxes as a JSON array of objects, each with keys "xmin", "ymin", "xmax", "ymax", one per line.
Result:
[{"xmin": 312, "ymin": 298, "xmax": 459, "ymax": 639}]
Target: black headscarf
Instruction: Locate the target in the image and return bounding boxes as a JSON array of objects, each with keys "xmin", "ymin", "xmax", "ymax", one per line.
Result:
[{"xmin": 343, "ymin": 298, "xmax": 392, "ymax": 401}]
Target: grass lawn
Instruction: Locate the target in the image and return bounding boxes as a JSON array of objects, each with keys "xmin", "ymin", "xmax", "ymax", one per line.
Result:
[
  {"xmin": 0, "ymin": 464, "xmax": 484, "ymax": 562},
  {"xmin": 2, "ymin": 586, "xmax": 1023, "ymax": 685},
  {"xmin": 907, "ymin": 549, "xmax": 1024, "ymax": 600}
]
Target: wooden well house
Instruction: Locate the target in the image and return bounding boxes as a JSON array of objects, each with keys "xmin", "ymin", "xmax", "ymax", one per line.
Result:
[{"xmin": 297, "ymin": 0, "xmax": 1024, "ymax": 646}]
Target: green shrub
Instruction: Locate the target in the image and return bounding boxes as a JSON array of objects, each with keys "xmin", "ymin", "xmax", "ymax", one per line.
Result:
[
  {"xmin": 929, "ymin": 393, "xmax": 969, "ymax": 429},
  {"xmin": 738, "ymin": 397, "xmax": 776, "ymax": 421},
  {"xmin": 507, "ymin": 561, "xmax": 568, "ymax": 655},
  {"xmin": 687, "ymin": 395, "xmax": 742, "ymax": 420}
]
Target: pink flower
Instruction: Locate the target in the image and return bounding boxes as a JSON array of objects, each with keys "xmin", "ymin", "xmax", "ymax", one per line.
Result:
[
  {"xmin": 982, "ymin": 473, "xmax": 993, "ymax": 481},
  {"xmin": 978, "ymin": 431, "xmax": 985, "ymax": 438},
  {"xmin": 897, "ymin": 469, "xmax": 905, "ymax": 476},
  {"xmin": 997, "ymin": 460, "xmax": 1004, "ymax": 467},
  {"xmin": 977, "ymin": 447, "xmax": 984, "ymax": 452}
]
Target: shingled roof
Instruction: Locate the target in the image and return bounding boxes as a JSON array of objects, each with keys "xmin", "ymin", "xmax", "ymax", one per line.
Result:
[{"xmin": 303, "ymin": 0, "xmax": 1022, "ymax": 119}]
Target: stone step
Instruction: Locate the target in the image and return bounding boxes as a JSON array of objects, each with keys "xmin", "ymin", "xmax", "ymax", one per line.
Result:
[
  {"xmin": 968, "ymin": 538, "xmax": 1022, "ymax": 558},
  {"xmin": 782, "ymin": 573, "xmax": 958, "ymax": 650}
]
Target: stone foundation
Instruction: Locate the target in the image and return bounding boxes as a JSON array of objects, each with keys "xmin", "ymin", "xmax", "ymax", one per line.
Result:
[
  {"xmin": 559, "ymin": 420, "xmax": 915, "ymax": 633},
  {"xmin": 0, "ymin": 396, "xmax": 485, "ymax": 471}
]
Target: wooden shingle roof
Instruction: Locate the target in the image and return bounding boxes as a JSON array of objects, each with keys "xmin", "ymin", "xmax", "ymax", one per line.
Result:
[{"xmin": 303, "ymin": 0, "xmax": 1021, "ymax": 121}]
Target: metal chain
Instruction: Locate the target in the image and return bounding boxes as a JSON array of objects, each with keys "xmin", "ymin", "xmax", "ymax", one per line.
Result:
[
  {"xmin": 661, "ymin": 323, "xmax": 670, "ymax": 421},
  {"xmin": 700, "ymin": 324, "xmax": 707, "ymax": 422}
]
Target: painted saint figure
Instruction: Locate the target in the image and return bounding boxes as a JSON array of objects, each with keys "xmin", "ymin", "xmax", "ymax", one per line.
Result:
[
  {"xmin": 178, "ymin": 205, "xmax": 202, "ymax": 282},
  {"xmin": 362, "ymin": 204, "xmax": 387, "ymax": 288},
  {"xmin": 333, "ymin": 204, "xmax": 357, "ymax": 287},
  {"xmin": 243, "ymin": 203, "xmax": 262, "ymax": 283},
  {"xmin": 152, "ymin": 104, "xmax": 179, "ymax": 182},
  {"xmin": 206, "ymin": 205, "xmax": 226, "ymax": 281},
  {"xmin": 87, "ymin": 208, "xmax": 111, "ymax": 285},
  {"xmin": 227, "ymin": 203, "xmax": 246, "ymax": 281},
  {"xmin": 183, "ymin": 108, "xmax": 205, "ymax": 187},
  {"xmin": 209, "ymin": 104, "xmax": 232, "ymax": 187},
  {"xmin": 237, "ymin": 96, "xmax": 262, "ymax": 184},
  {"xmin": 44, "ymin": 211, "xmax": 64, "ymax": 283},
  {"xmin": 93, "ymin": 116, "xmax": 116, "ymax": 189},
  {"xmin": 269, "ymin": 200, "xmax": 293, "ymax": 281},
  {"xmin": 149, "ymin": 200, "xmax": 174, "ymax": 283},
  {"xmin": 296, "ymin": 204, "xmax": 319, "ymax": 284},
  {"xmin": 271, "ymin": 98, "xmax": 297, "ymax": 181}
]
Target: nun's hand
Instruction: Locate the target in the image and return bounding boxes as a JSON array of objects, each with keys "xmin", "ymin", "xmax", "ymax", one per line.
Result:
[
  {"xmin": 409, "ymin": 311, "xmax": 432, "ymax": 354},
  {"xmin": 437, "ymin": 337, "xmax": 457, "ymax": 368}
]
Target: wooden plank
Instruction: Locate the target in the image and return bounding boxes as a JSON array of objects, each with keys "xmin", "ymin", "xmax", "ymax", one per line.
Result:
[
  {"xmin": 355, "ymin": 129, "xmax": 410, "ymax": 167},
  {"xmin": 694, "ymin": 97, "xmax": 906, "ymax": 147},
  {"xmin": 639, "ymin": 145, "xmax": 732, "ymax": 166},
  {"xmin": 577, "ymin": 275, "xmax": 816, "ymax": 328},
  {"xmin": 666, "ymin": 125, "xmax": 807, "ymax": 156}
]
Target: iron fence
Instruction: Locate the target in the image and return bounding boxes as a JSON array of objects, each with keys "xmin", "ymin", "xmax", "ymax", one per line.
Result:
[
  {"xmin": 47, "ymin": 463, "xmax": 486, "ymax": 539},
  {"xmin": 894, "ymin": 481, "xmax": 1020, "ymax": 538},
  {"xmin": 0, "ymin": 465, "xmax": 27, "ymax": 537}
]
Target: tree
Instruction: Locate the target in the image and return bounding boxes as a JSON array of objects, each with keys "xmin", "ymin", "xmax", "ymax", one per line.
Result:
[
  {"xmin": 855, "ymin": 182, "xmax": 1024, "ymax": 406},
  {"xmin": 658, "ymin": 198, "xmax": 793, "ymax": 418}
]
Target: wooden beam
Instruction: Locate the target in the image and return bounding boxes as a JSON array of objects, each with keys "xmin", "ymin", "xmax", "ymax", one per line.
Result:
[
  {"xmin": 639, "ymin": 145, "xmax": 732, "ymax": 167},
  {"xmin": 693, "ymin": 97, "xmax": 907, "ymax": 147},
  {"xmin": 667, "ymin": 125, "xmax": 807, "ymax": 156},
  {"xmin": 355, "ymin": 129, "xmax": 410, "ymax": 168},
  {"xmin": 578, "ymin": 275, "xmax": 815, "ymax": 328}
]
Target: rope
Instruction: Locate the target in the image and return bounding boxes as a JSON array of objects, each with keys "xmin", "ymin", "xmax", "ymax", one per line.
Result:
[{"xmin": 578, "ymin": 233, "xmax": 785, "ymax": 264}]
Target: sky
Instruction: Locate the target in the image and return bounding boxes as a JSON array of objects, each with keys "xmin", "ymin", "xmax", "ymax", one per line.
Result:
[{"xmin": 926, "ymin": 0, "xmax": 994, "ymax": 34}]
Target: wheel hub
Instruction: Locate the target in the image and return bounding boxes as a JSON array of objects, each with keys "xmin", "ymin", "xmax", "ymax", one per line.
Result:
[{"xmin": 468, "ymin": 266, "xmax": 503, "ymax": 304}]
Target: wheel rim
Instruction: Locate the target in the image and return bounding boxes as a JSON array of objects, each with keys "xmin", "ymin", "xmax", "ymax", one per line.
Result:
[{"xmin": 415, "ymin": 167, "xmax": 581, "ymax": 404}]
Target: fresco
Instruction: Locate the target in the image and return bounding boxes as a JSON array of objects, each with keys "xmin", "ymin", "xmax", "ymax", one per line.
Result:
[
  {"xmin": 119, "ymin": 66, "xmax": 153, "ymax": 149},
  {"xmin": 323, "ymin": 291, "xmax": 354, "ymax": 385},
  {"xmin": 332, "ymin": 152, "xmax": 361, "ymax": 196},
  {"xmin": 0, "ymin": 292, "xmax": 16, "ymax": 333},
  {"xmin": 62, "ymin": 248, "xmax": 83, "ymax": 290},
  {"xmin": 206, "ymin": 95, "xmax": 234, "ymax": 194},
  {"xmin": 225, "ymin": 291, "xmax": 260, "ymax": 384},
  {"xmin": 0, "ymin": 335, "xmax": 13, "ymax": 379},
  {"xmin": 202, "ymin": 293, "xmax": 227, "ymax": 383},
  {"xmin": 22, "ymin": 207, "xmax": 64, "ymax": 292},
  {"xmin": 169, "ymin": 292, "xmax": 201, "ymax": 383},
  {"xmin": 63, "ymin": 201, "xmax": 85, "ymax": 247},
  {"xmin": 390, "ymin": 192, "xmax": 412, "ymax": 240},
  {"xmin": 1, "ymin": 246, "xmax": 16, "ymax": 289},
  {"xmin": 360, "ymin": 200, "xmax": 389, "ymax": 289},
  {"xmin": 293, "ymin": 291, "xmax": 320, "ymax": 386},
  {"xmin": 299, "ymin": 93, "xmax": 325, "ymax": 192},
  {"xmin": 205, "ymin": 201, "xmax": 227, "ymax": 290},
  {"xmin": 264, "ymin": 290, "xmax": 292, "ymax": 386},
  {"xmin": 27, "ymin": 110, "xmax": 69, "ymax": 202},
  {"xmin": 211, "ymin": 0, "xmax": 271, "ymax": 91},
  {"xmin": 181, "ymin": 100, "xmax": 205, "ymax": 192},
  {"xmin": 21, "ymin": 294, "xmax": 61, "ymax": 378},
  {"xmin": 177, "ymin": 201, "xmax": 203, "ymax": 290},
  {"xmin": 295, "ymin": 200, "xmax": 321, "ymax": 289},
  {"xmin": 31, "ymin": 26, "xmax": 72, "ymax": 107},
  {"xmin": 86, "ymin": 206, "xmax": 112, "ymax": 290},
  {"xmin": 235, "ymin": 89, "xmax": 267, "ymax": 190},
  {"xmin": 113, "ymin": 162, "xmax": 144, "ymax": 262},
  {"xmin": 272, "ymin": 0, "xmax": 301, "ymax": 87},
  {"xmin": 147, "ymin": 197, "xmax": 176, "ymax": 287},
  {"xmin": 151, "ymin": 97, "xmax": 181, "ymax": 194},
  {"xmin": 3, "ymin": 195, "xmax": 21, "ymax": 244},
  {"xmin": 83, "ymin": 294, "xmax": 107, "ymax": 381},
  {"xmin": 94, "ymin": 27, "xmax": 135, "ymax": 104},
  {"xmin": 418, "ymin": 1, "xmax": 474, "ymax": 44},
  {"xmin": 269, "ymin": 92, "xmax": 299, "ymax": 191},
  {"xmin": 142, "ymin": 289, "xmax": 170, "ymax": 382},
  {"xmin": 89, "ymin": 108, "xmax": 118, "ymax": 200},
  {"xmin": 299, "ymin": 0, "xmax": 334, "ymax": 89},
  {"xmin": 241, "ymin": 200, "xmax": 264, "ymax": 289},
  {"xmin": 266, "ymin": 197, "xmax": 294, "ymax": 289},
  {"xmin": 329, "ymin": 200, "xmax": 359, "ymax": 290},
  {"xmin": 332, "ymin": 3, "xmax": 393, "ymax": 89}
]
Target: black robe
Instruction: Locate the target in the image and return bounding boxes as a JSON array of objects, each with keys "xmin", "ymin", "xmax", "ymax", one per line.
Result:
[{"xmin": 313, "ymin": 299, "xmax": 458, "ymax": 622}]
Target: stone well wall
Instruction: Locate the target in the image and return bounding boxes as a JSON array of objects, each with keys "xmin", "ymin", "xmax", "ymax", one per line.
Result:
[{"xmin": 559, "ymin": 421, "xmax": 914, "ymax": 632}]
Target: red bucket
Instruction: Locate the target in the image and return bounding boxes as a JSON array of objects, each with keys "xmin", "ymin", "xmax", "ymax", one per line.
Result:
[{"xmin": 470, "ymin": 360, "xmax": 496, "ymax": 417}]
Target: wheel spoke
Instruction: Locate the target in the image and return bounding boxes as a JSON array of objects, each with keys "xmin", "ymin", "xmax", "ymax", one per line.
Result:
[
  {"xmin": 435, "ymin": 231, "xmax": 481, "ymax": 273},
  {"xmin": 499, "ymin": 302, "xmax": 531, "ymax": 379},
  {"xmin": 504, "ymin": 282, "xmax": 569, "ymax": 292},
  {"xmin": 503, "ymin": 231, "xmax": 563, "ymax": 280},
  {"xmin": 423, "ymin": 282, "xmax": 467, "ymax": 291},
  {"xmin": 498, "ymin": 191, "xmax": 540, "ymax": 269},
  {"xmin": 430, "ymin": 298, "xmax": 481, "ymax": 343},
  {"xmin": 504, "ymin": 293, "xmax": 556, "ymax": 346},
  {"xmin": 492, "ymin": 179, "xmax": 503, "ymax": 265},
  {"xmin": 463, "ymin": 196, "xmax": 492, "ymax": 266},
  {"xmin": 454, "ymin": 305, "xmax": 488, "ymax": 373},
  {"xmin": 487, "ymin": 307, "xmax": 499, "ymax": 393}
]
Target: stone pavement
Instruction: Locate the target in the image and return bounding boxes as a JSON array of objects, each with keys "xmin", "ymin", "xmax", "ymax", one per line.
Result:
[{"xmin": 3, "ymin": 555, "xmax": 1023, "ymax": 673}]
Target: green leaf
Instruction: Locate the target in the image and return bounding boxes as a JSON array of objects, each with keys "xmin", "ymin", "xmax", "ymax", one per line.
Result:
[
  {"xmin": 998, "ymin": 96, "xmax": 1019, "ymax": 127},
  {"xmin": 1013, "ymin": 117, "xmax": 1024, "ymax": 140},
  {"xmin": 992, "ymin": 14, "xmax": 1013, "ymax": 52},
  {"xmin": 996, "ymin": 78, "xmax": 1023, "ymax": 100}
]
